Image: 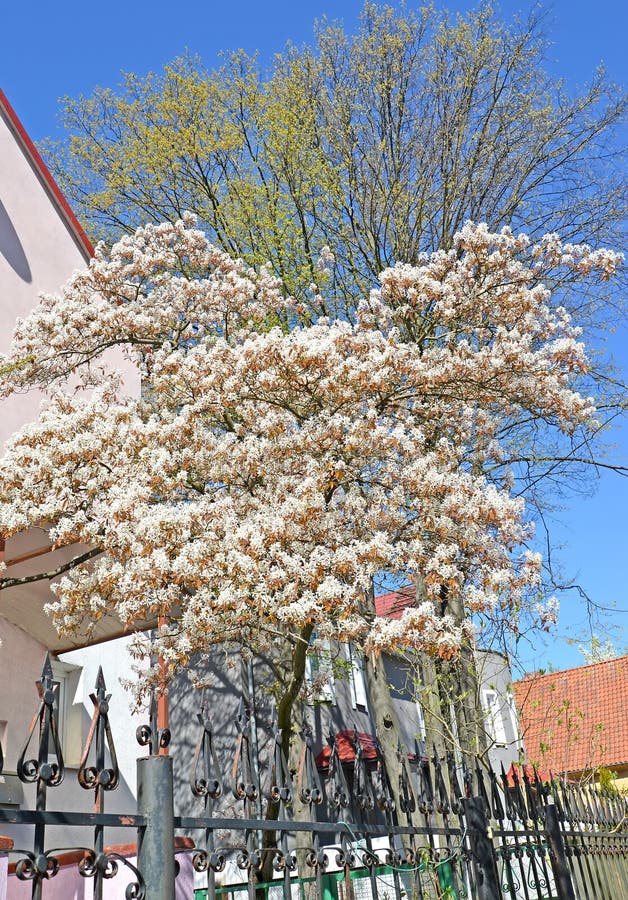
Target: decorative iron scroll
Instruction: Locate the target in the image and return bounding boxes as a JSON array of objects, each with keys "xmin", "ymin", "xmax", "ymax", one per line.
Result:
[
  {"xmin": 298, "ymin": 723, "xmax": 324, "ymax": 806},
  {"xmin": 9, "ymin": 845, "xmax": 146, "ymax": 899},
  {"xmin": 397, "ymin": 739, "xmax": 416, "ymax": 816},
  {"xmin": 16, "ymin": 654, "xmax": 64, "ymax": 787},
  {"xmin": 352, "ymin": 727, "xmax": 375, "ymax": 812},
  {"xmin": 2, "ymin": 655, "xmax": 627, "ymax": 900},
  {"xmin": 79, "ymin": 849, "xmax": 146, "ymax": 900},
  {"xmin": 266, "ymin": 710, "xmax": 293, "ymax": 806},
  {"xmin": 326, "ymin": 731, "xmax": 350, "ymax": 808},
  {"xmin": 191, "ymin": 699, "xmax": 222, "ymax": 800},
  {"xmin": 11, "ymin": 847, "xmax": 60, "ymax": 883},
  {"xmin": 136, "ymin": 689, "xmax": 171, "ymax": 755},
  {"xmin": 231, "ymin": 698, "xmax": 258, "ymax": 802}
]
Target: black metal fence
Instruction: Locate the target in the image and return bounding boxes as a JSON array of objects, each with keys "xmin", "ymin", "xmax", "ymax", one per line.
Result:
[{"xmin": 0, "ymin": 656, "xmax": 626, "ymax": 900}]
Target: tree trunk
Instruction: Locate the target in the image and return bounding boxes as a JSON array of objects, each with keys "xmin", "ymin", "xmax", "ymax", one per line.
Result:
[
  {"xmin": 413, "ymin": 580, "xmax": 486, "ymax": 774},
  {"xmin": 361, "ymin": 584, "xmax": 410, "ymax": 826},
  {"xmin": 362, "ymin": 651, "xmax": 410, "ymax": 823},
  {"xmin": 259, "ymin": 624, "xmax": 314, "ymax": 883}
]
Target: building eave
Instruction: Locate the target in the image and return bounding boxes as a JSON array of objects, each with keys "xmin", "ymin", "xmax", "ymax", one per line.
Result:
[{"xmin": 0, "ymin": 89, "xmax": 94, "ymax": 262}]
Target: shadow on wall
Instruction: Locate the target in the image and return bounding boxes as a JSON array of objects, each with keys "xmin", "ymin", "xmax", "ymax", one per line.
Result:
[
  {"xmin": 0, "ymin": 200, "xmax": 31, "ymax": 283},
  {"xmin": 169, "ymin": 652, "xmax": 274, "ymax": 825},
  {"xmin": 167, "ymin": 646, "xmax": 377, "ymax": 831}
]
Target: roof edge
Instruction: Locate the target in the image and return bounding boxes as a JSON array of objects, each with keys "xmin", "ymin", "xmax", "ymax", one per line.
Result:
[
  {"xmin": 514, "ymin": 653, "xmax": 628, "ymax": 687},
  {"xmin": 553, "ymin": 759, "xmax": 628, "ymax": 777},
  {"xmin": 0, "ymin": 89, "xmax": 94, "ymax": 261}
]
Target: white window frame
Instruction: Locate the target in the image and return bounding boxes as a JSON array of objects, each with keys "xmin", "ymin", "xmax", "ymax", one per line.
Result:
[
  {"xmin": 506, "ymin": 691, "xmax": 523, "ymax": 750},
  {"xmin": 347, "ymin": 644, "xmax": 369, "ymax": 711},
  {"xmin": 49, "ymin": 659, "xmax": 83, "ymax": 766},
  {"xmin": 482, "ymin": 689, "xmax": 507, "ymax": 746}
]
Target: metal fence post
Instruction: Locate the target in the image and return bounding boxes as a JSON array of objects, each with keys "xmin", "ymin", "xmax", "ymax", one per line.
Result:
[
  {"xmin": 463, "ymin": 795, "xmax": 501, "ymax": 900},
  {"xmin": 137, "ymin": 754, "xmax": 175, "ymax": 899},
  {"xmin": 544, "ymin": 796, "xmax": 577, "ymax": 900}
]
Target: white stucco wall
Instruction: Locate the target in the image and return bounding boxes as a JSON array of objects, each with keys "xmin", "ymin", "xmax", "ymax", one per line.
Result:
[
  {"xmin": 475, "ymin": 648, "xmax": 524, "ymax": 770},
  {"xmin": 0, "ymin": 618, "xmax": 48, "ymax": 766},
  {"xmin": 60, "ymin": 637, "xmax": 147, "ymax": 801},
  {"xmin": 0, "ymin": 851, "xmax": 8, "ymax": 900}
]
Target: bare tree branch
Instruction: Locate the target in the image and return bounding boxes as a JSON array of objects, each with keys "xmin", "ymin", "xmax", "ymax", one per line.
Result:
[{"xmin": 0, "ymin": 546, "xmax": 103, "ymax": 590}]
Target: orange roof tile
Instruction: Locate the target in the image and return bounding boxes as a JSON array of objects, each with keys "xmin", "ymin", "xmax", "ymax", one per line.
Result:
[{"xmin": 513, "ymin": 655, "xmax": 628, "ymax": 775}]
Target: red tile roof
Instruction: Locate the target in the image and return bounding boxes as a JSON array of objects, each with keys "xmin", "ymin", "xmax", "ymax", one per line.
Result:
[
  {"xmin": 374, "ymin": 585, "xmax": 415, "ymax": 619},
  {"xmin": 513, "ymin": 655, "xmax": 628, "ymax": 776}
]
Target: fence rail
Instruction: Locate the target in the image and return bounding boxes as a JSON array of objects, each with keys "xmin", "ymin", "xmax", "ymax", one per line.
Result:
[{"xmin": 0, "ymin": 656, "xmax": 626, "ymax": 899}]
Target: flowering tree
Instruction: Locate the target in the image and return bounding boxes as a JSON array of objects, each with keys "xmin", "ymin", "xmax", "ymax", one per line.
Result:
[{"xmin": 0, "ymin": 218, "xmax": 621, "ymax": 728}]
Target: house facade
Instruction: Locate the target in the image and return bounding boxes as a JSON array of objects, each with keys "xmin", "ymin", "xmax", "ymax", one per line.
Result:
[{"xmin": 374, "ymin": 588, "xmax": 524, "ymax": 773}]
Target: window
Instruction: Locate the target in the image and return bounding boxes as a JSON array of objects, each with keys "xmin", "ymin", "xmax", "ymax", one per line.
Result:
[
  {"xmin": 415, "ymin": 700, "xmax": 426, "ymax": 741},
  {"xmin": 49, "ymin": 659, "xmax": 83, "ymax": 766},
  {"xmin": 506, "ymin": 691, "xmax": 523, "ymax": 749},
  {"xmin": 305, "ymin": 639, "xmax": 335, "ymax": 703},
  {"xmin": 483, "ymin": 689, "xmax": 507, "ymax": 745},
  {"xmin": 347, "ymin": 644, "xmax": 368, "ymax": 711}
]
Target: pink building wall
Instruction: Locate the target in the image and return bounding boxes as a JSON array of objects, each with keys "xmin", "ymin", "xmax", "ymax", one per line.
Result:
[
  {"xmin": 0, "ymin": 89, "xmax": 140, "ymax": 450},
  {"xmin": 0, "ymin": 835, "xmax": 12, "ymax": 900},
  {"xmin": 0, "ymin": 88, "xmax": 146, "ymax": 860}
]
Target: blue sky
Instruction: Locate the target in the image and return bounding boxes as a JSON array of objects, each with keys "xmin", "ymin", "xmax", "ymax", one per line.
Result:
[{"xmin": 1, "ymin": 1, "xmax": 626, "ymax": 674}]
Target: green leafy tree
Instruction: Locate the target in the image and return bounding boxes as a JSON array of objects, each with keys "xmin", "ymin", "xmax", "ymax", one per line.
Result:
[{"xmin": 46, "ymin": 3, "xmax": 626, "ymax": 310}]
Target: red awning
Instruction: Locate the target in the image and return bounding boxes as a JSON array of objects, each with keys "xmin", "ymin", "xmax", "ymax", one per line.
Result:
[{"xmin": 316, "ymin": 731, "xmax": 380, "ymax": 770}]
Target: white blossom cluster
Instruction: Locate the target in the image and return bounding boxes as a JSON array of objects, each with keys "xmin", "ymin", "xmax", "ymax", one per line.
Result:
[{"xmin": 0, "ymin": 217, "xmax": 621, "ymax": 696}]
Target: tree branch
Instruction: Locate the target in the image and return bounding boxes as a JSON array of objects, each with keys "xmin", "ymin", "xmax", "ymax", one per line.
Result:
[{"xmin": 0, "ymin": 546, "xmax": 103, "ymax": 590}]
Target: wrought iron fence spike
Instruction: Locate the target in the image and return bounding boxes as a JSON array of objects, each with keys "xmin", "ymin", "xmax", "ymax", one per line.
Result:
[
  {"xmin": 3, "ymin": 679, "xmax": 628, "ymax": 900},
  {"xmin": 95, "ymin": 665, "xmax": 106, "ymax": 691},
  {"xmin": 78, "ymin": 668, "xmax": 119, "ymax": 795},
  {"xmin": 16, "ymin": 653, "xmax": 65, "ymax": 788},
  {"xmin": 474, "ymin": 760, "xmax": 489, "ymax": 813},
  {"xmin": 444, "ymin": 751, "xmax": 461, "ymax": 813},
  {"xmin": 41, "ymin": 652, "xmax": 53, "ymax": 684},
  {"xmin": 489, "ymin": 765, "xmax": 505, "ymax": 820}
]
